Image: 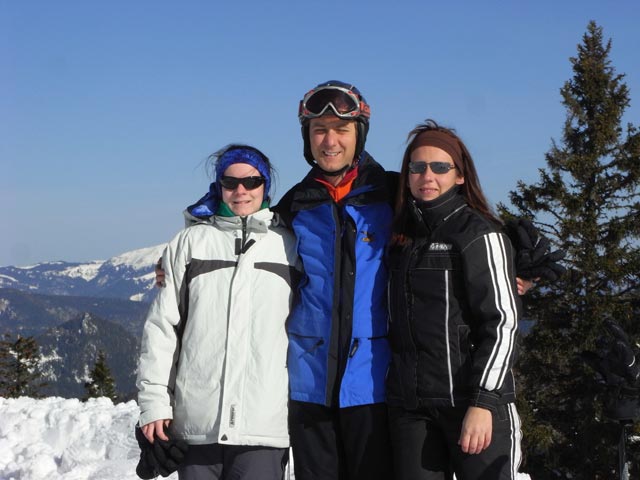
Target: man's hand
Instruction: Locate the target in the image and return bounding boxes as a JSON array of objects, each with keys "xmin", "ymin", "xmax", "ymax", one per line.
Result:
[
  {"xmin": 458, "ymin": 406, "xmax": 493, "ymax": 454},
  {"xmin": 155, "ymin": 257, "xmax": 166, "ymax": 288},
  {"xmin": 516, "ymin": 277, "xmax": 537, "ymax": 295}
]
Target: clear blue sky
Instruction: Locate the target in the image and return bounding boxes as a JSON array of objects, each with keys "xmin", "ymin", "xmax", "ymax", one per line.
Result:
[{"xmin": 2, "ymin": 1, "xmax": 639, "ymax": 267}]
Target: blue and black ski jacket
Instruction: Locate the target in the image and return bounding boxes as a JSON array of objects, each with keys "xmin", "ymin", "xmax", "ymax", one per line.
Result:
[{"xmin": 274, "ymin": 153, "xmax": 396, "ymax": 408}]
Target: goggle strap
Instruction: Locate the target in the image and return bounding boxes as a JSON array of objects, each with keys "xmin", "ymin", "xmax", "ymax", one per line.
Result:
[{"xmin": 300, "ymin": 85, "xmax": 370, "ymax": 121}]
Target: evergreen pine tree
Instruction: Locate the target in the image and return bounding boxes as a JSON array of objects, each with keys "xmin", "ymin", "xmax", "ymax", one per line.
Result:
[
  {"xmin": 500, "ymin": 21, "xmax": 640, "ymax": 477},
  {"xmin": 0, "ymin": 333, "xmax": 47, "ymax": 398},
  {"xmin": 84, "ymin": 350, "xmax": 118, "ymax": 402}
]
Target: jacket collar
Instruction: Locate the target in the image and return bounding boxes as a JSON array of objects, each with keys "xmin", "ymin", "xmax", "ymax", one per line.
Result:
[
  {"xmin": 409, "ymin": 186, "xmax": 467, "ymax": 234},
  {"xmin": 289, "ymin": 151, "xmax": 389, "ymax": 211},
  {"xmin": 186, "ymin": 207, "xmax": 273, "ymax": 234}
]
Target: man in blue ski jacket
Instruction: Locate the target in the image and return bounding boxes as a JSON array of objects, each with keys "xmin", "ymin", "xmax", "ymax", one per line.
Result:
[{"xmin": 273, "ymin": 80, "xmax": 395, "ymax": 480}]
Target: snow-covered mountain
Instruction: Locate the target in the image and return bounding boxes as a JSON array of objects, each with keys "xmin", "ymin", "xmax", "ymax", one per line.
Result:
[
  {"xmin": 0, "ymin": 245, "xmax": 164, "ymax": 400},
  {"xmin": 0, "ymin": 245, "xmax": 166, "ymax": 303}
]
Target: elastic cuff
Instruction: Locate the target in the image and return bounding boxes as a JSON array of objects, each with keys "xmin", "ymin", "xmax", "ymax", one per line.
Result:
[{"xmin": 469, "ymin": 389, "xmax": 499, "ymax": 412}]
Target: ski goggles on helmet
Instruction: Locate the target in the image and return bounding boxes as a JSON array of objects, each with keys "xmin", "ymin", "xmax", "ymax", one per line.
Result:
[
  {"xmin": 219, "ymin": 176, "xmax": 265, "ymax": 190},
  {"xmin": 299, "ymin": 84, "xmax": 371, "ymax": 122},
  {"xmin": 408, "ymin": 161, "xmax": 457, "ymax": 175}
]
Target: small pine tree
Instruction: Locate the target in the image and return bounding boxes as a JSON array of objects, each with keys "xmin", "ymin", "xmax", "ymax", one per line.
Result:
[
  {"xmin": 0, "ymin": 333, "xmax": 47, "ymax": 398},
  {"xmin": 500, "ymin": 21, "xmax": 640, "ymax": 477},
  {"xmin": 84, "ymin": 350, "xmax": 118, "ymax": 401}
]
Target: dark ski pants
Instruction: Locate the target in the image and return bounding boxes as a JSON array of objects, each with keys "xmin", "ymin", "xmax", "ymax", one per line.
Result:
[
  {"xmin": 288, "ymin": 400, "xmax": 394, "ymax": 480},
  {"xmin": 177, "ymin": 443, "xmax": 288, "ymax": 480},
  {"xmin": 388, "ymin": 403, "xmax": 522, "ymax": 480}
]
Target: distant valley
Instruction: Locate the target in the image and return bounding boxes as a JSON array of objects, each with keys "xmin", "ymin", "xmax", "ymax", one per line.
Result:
[{"xmin": 0, "ymin": 245, "xmax": 165, "ymax": 399}]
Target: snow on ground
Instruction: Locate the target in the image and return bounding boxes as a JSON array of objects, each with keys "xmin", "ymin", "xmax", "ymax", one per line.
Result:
[
  {"xmin": 0, "ymin": 396, "xmax": 177, "ymax": 480},
  {"xmin": 0, "ymin": 397, "xmax": 534, "ymax": 480}
]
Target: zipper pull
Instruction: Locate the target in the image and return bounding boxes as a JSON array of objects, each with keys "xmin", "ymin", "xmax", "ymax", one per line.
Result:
[
  {"xmin": 236, "ymin": 217, "xmax": 251, "ymax": 256},
  {"xmin": 241, "ymin": 239, "xmax": 255, "ymax": 254},
  {"xmin": 349, "ymin": 338, "xmax": 360, "ymax": 358}
]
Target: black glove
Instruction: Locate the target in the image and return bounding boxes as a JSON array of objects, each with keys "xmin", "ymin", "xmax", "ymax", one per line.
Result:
[
  {"xmin": 582, "ymin": 320, "xmax": 640, "ymax": 421},
  {"xmin": 135, "ymin": 426, "xmax": 159, "ymax": 479},
  {"xmin": 582, "ymin": 321, "xmax": 639, "ymax": 386},
  {"xmin": 603, "ymin": 321, "xmax": 640, "ymax": 385},
  {"xmin": 152, "ymin": 435, "xmax": 189, "ymax": 477},
  {"xmin": 135, "ymin": 425, "xmax": 189, "ymax": 478},
  {"xmin": 504, "ymin": 218, "xmax": 566, "ymax": 282}
]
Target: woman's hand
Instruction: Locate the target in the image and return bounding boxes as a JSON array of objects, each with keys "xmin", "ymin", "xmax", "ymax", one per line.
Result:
[
  {"xmin": 458, "ymin": 406, "xmax": 492, "ymax": 454},
  {"xmin": 141, "ymin": 419, "xmax": 171, "ymax": 443}
]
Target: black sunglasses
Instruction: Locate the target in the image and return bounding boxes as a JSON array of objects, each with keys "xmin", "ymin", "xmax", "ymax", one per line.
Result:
[
  {"xmin": 219, "ymin": 176, "xmax": 265, "ymax": 190},
  {"xmin": 408, "ymin": 161, "xmax": 456, "ymax": 175}
]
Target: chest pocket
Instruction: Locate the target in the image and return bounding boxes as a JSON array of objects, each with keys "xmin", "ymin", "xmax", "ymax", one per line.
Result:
[
  {"xmin": 410, "ymin": 249, "xmax": 464, "ymax": 319},
  {"xmin": 413, "ymin": 249, "xmax": 461, "ymax": 272}
]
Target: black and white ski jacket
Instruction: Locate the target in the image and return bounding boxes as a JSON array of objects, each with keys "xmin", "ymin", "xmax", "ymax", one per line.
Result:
[{"xmin": 386, "ymin": 187, "xmax": 521, "ymax": 412}]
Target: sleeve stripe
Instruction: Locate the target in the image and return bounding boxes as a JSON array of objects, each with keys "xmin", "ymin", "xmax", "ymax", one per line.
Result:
[{"xmin": 479, "ymin": 232, "xmax": 518, "ymax": 390}]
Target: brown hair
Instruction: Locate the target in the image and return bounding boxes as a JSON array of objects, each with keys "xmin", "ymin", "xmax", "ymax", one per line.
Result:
[{"xmin": 392, "ymin": 119, "xmax": 500, "ymax": 245}]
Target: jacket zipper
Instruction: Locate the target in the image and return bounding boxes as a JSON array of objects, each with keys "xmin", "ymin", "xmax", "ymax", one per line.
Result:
[
  {"xmin": 235, "ymin": 217, "xmax": 255, "ymax": 255},
  {"xmin": 224, "ymin": 216, "xmax": 254, "ymax": 437}
]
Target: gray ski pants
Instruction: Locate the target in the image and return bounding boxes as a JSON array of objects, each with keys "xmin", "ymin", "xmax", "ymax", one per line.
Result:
[{"xmin": 177, "ymin": 443, "xmax": 288, "ymax": 480}]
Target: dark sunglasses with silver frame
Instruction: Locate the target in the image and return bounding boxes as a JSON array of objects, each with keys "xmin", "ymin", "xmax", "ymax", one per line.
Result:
[
  {"xmin": 408, "ymin": 161, "xmax": 457, "ymax": 175},
  {"xmin": 219, "ymin": 176, "xmax": 266, "ymax": 191}
]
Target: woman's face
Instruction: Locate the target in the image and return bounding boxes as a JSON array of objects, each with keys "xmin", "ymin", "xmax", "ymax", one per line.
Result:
[
  {"xmin": 220, "ymin": 162, "xmax": 265, "ymax": 217},
  {"xmin": 408, "ymin": 146, "xmax": 464, "ymax": 202}
]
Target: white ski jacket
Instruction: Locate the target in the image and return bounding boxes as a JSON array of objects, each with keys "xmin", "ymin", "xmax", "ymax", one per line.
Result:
[{"xmin": 137, "ymin": 208, "xmax": 299, "ymax": 447}]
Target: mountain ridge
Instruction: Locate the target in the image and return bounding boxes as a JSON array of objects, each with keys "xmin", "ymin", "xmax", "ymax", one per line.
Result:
[
  {"xmin": 0, "ymin": 244, "xmax": 165, "ymax": 399},
  {"xmin": 0, "ymin": 288, "xmax": 150, "ymax": 337},
  {"xmin": 0, "ymin": 244, "xmax": 165, "ymax": 303}
]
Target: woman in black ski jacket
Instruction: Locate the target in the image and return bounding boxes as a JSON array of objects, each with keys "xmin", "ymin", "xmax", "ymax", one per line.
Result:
[{"xmin": 386, "ymin": 120, "xmax": 523, "ymax": 479}]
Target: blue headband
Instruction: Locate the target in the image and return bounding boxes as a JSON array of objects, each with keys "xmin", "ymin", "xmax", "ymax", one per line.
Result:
[
  {"xmin": 187, "ymin": 147, "xmax": 271, "ymax": 219},
  {"xmin": 215, "ymin": 147, "xmax": 271, "ymax": 199}
]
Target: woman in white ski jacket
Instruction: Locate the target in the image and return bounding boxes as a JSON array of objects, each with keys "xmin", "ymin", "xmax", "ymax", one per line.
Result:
[{"xmin": 137, "ymin": 145, "xmax": 300, "ymax": 480}]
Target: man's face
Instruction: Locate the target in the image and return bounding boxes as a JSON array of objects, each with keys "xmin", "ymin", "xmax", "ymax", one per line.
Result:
[{"xmin": 309, "ymin": 115, "xmax": 357, "ymax": 175}]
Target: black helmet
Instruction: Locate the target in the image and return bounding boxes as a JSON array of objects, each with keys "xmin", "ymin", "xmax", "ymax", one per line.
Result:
[{"xmin": 298, "ymin": 80, "xmax": 370, "ymax": 168}]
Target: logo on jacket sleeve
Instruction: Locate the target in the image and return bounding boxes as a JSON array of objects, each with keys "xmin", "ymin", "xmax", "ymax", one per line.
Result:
[
  {"xmin": 229, "ymin": 405, "xmax": 236, "ymax": 427},
  {"xmin": 429, "ymin": 242, "xmax": 453, "ymax": 251}
]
